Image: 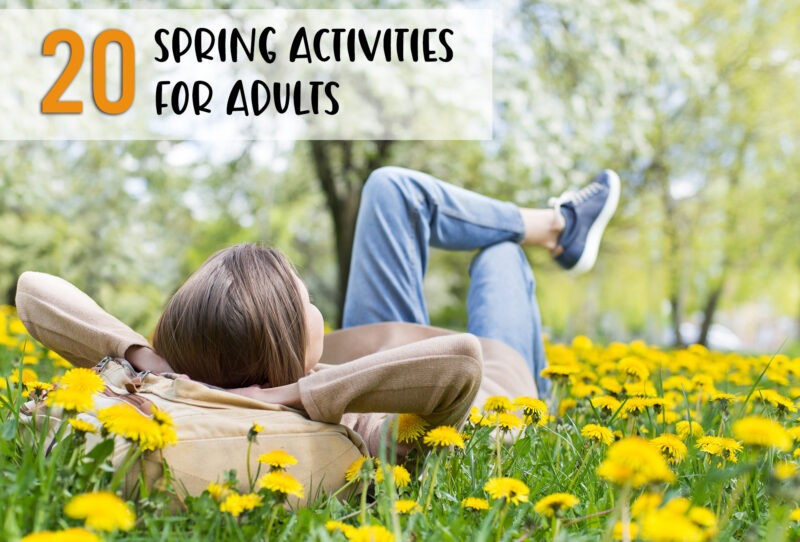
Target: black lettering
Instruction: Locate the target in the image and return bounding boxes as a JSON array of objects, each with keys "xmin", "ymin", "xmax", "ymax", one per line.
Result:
[
  {"xmin": 358, "ymin": 29, "xmax": 380, "ymax": 61},
  {"xmin": 251, "ymin": 80, "xmax": 271, "ymax": 115},
  {"xmin": 331, "ymin": 28, "xmax": 346, "ymax": 61},
  {"xmin": 155, "ymin": 80, "xmax": 170, "ymax": 113},
  {"xmin": 439, "ymin": 29, "xmax": 454, "ymax": 62},
  {"xmin": 196, "ymin": 28, "xmax": 215, "ymax": 62},
  {"xmin": 294, "ymin": 82, "xmax": 309, "ymax": 115},
  {"xmin": 226, "ymin": 80, "xmax": 249, "ymax": 115},
  {"xmin": 395, "ymin": 28, "xmax": 409, "ymax": 61},
  {"xmin": 325, "ymin": 82, "xmax": 339, "ymax": 115},
  {"xmin": 258, "ymin": 27, "xmax": 277, "ymax": 63},
  {"xmin": 313, "ymin": 29, "xmax": 330, "ymax": 62},
  {"xmin": 154, "ymin": 29, "xmax": 169, "ymax": 62},
  {"xmin": 171, "ymin": 81, "xmax": 189, "ymax": 114},
  {"xmin": 172, "ymin": 27, "xmax": 192, "ymax": 63},
  {"xmin": 290, "ymin": 28, "xmax": 311, "ymax": 62},
  {"xmin": 274, "ymin": 83, "xmax": 291, "ymax": 113},
  {"xmin": 192, "ymin": 81, "xmax": 213, "ymax": 114},
  {"xmin": 423, "ymin": 28, "xmax": 437, "ymax": 61}
]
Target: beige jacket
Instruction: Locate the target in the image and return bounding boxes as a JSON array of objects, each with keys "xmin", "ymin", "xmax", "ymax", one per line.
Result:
[{"xmin": 16, "ymin": 272, "xmax": 538, "ymax": 496}]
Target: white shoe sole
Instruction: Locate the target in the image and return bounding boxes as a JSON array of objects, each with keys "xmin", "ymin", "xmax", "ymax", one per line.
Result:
[{"xmin": 568, "ymin": 170, "xmax": 621, "ymax": 276}]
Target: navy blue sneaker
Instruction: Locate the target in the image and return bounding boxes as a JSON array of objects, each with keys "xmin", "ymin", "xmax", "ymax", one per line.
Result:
[{"xmin": 549, "ymin": 170, "xmax": 621, "ymax": 275}]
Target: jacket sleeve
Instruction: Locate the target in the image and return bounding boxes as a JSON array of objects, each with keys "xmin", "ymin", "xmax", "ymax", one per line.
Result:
[
  {"xmin": 297, "ymin": 334, "xmax": 483, "ymax": 453},
  {"xmin": 15, "ymin": 271, "xmax": 151, "ymax": 368}
]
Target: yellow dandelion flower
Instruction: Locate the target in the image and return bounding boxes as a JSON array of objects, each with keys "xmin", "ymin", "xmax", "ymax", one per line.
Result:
[
  {"xmin": 675, "ymin": 420, "xmax": 704, "ymax": 440},
  {"xmin": 541, "ymin": 365, "xmax": 581, "ymax": 382},
  {"xmin": 631, "ymin": 492, "xmax": 663, "ymax": 518},
  {"xmin": 581, "ymin": 424, "xmax": 615, "ymax": 445},
  {"xmin": 691, "ymin": 374, "xmax": 715, "ymax": 392},
  {"xmin": 663, "ymin": 376, "xmax": 692, "ymax": 392},
  {"xmin": 483, "ymin": 395, "xmax": 513, "ymax": 412},
  {"xmin": 258, "ymin": 450, "xmax": 298, "ymax": 469},
  {"xmin": 597, "ymin": 437, "xmax": 675, "ymax": 488},
  {"xmin": 687, "ymin": 505, "xmax": 717, "ymax": 537},
  {"xmin": 150, "ymin": 405, "xmax": 174, "ymax": 426},
  {"xmin": 21, "ymin": 528, "xmax": 101, "ymax": 542},
  {"xmin": 612, "ymin": 522, "xmax": 639, "ymax": 540},
  {"xmin": 788, "ymin": 427, "xmax": 800, "ymax": 442},
  {"xmin": 394, "ymin": 500, "xmax": 421, "ymax": 514},
  {"xmin": 591, "ymin": 395, "xmax": 622, "ymax": 416},
  {"xmin": 468, "ymin": 406, "xmax": 484, "ymax": 425},
  {"xmin": 97, "ymin": 403, "xmax": 172, "ymax": 451},
  {"xmin": 651, "ymin": 434, "xmax": 688, "ymax": 465},
  {"xmin": 514, "ymin": 396, "xmax": 548, "ymax": 424},
  {"xmin": 219, "ymin": 492, "xmax": 262, "ymax": 517},
  {"xmin": 259, "ymin": 471, "xmax": 304, "ymax": 498},
  {"xmin": 496, "ymin": 412, "xmax": 523, "ymax": 431},
  {"xmin": 423, "ymin": 426, "xmax": 465, "ymax": 449},
  {"xmin": 59, "ymin": 368, "xmax": 105, "ymax": 394},
  {"xmin": 47, "ymin": 387, "xmax": 95, "ymax": 413},
  {"xmin": 326, "ymin": 521, "xmax": 355, "ymax": 537},
  {"xmin": 711, "ymin": 392, "xmax": 737, "ymax": 406},
  {"xmin": 558, "ymin": 398, "xmax": 577, "ymax": 416},
  {"xmin": 345, "ymin": 457, "xmax": 373, "ymax": 482},
  {"xmin": 391, "ymin": 465, "xmax": 411, "ymax": 488},
  {"xmin": 572, "ymin": 335, "xmax": 593, "ymax": 350},
  {"xmin": 620, "ymin": 397, "xmax": 652, "ymax": 417},
  {"xmin": 571, "ymin": 383, "xmax": 603, "ymax": 398},
  {"xmin": 64, "ymin": 491, "xmax": 135, "ymax": 531},
  {"xmin": 484, "ymin": 477, "xmax": 529, "ymax": 505},
  {"xmin": 599, "ymin": 377, "xmax": 623, "ymax": 395},
  {"xmin": 68, "ymin": 419, "xmax": 97, "ymax": 434},
  {"xmin": 9, "ymin": 368, "xmax": 38, "ymax": 385},
  {"xmin": 394, "ymin": 413, "xmax": 428, "ymax": 443},
  {"xmin": 247, "ymin": 422, "xmax": 264, "ymax": 442},
  {"xmin": 660, "ymin": 411, "xmax": 681, "ymax": 424},
  {"xmin": 696, "ymin": 436, "xmax": 742, "ymax": 463},
  {"xmin": 639, "ymin": 506, "xmax": 705, "ymax": 542},
  {"xmin": 461, "ymin": 497, "xmax": 490, "ymax": 511},
  {"xmin": 345, "ymin": 525, "xmax": 394, "ymax": 542},
  {"xmin": 24, "ymin": 381, "xmax": 53, "ymax": 394},
  {"xmin": 791, "ymin": 508, "xmax": 800, "ymax": 522},
  {"xmin": 206, "ymin": 482, "xmax": 230, "ymax": 501},
  {"xmin": 533, "ymin": 493, "xmax": 580, "ymax": 517},
  {"xmin": 618, "ymin": 357, "xmax": 649, "ymax": 382},
  {"xmin": 754, "ymin": 389, "xmax": 797, "ymax": 414},
  {"xmin": 732, "ymin": 415, "xmax": 792, "ymax": 451},
  {"xmin": 774, "ymin": 461, "xmax": 797, "ymax": 481}
]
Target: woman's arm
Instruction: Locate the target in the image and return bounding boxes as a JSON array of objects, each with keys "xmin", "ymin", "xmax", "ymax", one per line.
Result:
[
  {"xmin": 230, "ymin": 334, "xmax": 482, "ymax": 428},
  {"xmin": 15, "ymin": 271, "xmax": 173, "ymax": 373}
]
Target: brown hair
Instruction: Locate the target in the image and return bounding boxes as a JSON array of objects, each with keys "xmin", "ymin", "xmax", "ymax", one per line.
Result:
[{"xmin": 152, "ymin": 244, "xmax": 307, "ymax": 388}]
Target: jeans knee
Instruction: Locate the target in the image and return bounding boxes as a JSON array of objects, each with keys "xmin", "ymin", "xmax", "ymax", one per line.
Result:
[
  {"xmin": 362, "ymin": 166, "xmax": 414, "ymax": 209},
  {"xmin": 470, "ymin": 242, "xmax": 535, "ymax": 287}
]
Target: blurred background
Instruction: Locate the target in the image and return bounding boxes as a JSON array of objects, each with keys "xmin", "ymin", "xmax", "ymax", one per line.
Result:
[{"xmin": 1, "ymin": 0, "xmax": 798, "ymax": 354}]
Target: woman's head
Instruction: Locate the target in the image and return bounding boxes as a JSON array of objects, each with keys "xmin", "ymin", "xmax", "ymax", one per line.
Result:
[{"xmin": 152, "ymin": 244, "xmax": 323, "ymax": 388}]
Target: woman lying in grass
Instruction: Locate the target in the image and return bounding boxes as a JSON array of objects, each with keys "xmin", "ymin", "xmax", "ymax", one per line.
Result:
[{"xmin": 16, "ymin": 166, "xmax": 620, "ymax": 457}]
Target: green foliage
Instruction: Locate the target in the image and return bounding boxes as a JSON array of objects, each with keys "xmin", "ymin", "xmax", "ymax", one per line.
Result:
[
  {"xmin": 5, "ymin": 328, "xmax": 800, "ymax": 541},
  {"xmin": 0, "ymin": 0, "xmax": 798, "ymax": 345}
]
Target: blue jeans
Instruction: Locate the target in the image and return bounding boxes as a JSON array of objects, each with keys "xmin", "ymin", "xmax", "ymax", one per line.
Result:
[{"xmin": 342, "ymin": 167, "xmax": 551, "ymax": 397}]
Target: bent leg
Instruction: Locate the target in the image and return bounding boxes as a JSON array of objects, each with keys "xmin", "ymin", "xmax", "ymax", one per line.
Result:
[
  {"xmin": 467, "ymin": 242, "xmax": 551, "ymax": 396},
  {"xmin": 342, "ymin": 167, "xmax": 525, "ymax": 327}
]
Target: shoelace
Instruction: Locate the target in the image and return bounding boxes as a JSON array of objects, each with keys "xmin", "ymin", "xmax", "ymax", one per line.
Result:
[{"xmin": 547, "ymin": 182, "xmax": 603, "ymax": 215}]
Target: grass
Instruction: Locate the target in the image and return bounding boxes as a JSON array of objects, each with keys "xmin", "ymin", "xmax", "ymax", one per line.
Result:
[{"xmin": 2, "ymin": 305, "xmax": 800, "ymax": 541}]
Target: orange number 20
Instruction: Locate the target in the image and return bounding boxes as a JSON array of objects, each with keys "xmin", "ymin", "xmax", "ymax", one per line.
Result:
[{"xmin": 41, "ymin": 29, "xmax": 135, "ymax": 115}]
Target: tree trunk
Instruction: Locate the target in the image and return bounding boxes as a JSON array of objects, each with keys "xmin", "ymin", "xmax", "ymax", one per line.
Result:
[
  {"xmin": 309, "ymin": 141, "xmax": 394, "ymax": 326},
  {"xmin": 697, "ymin": 280, "xmax": 725, "ymax": 347}
]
